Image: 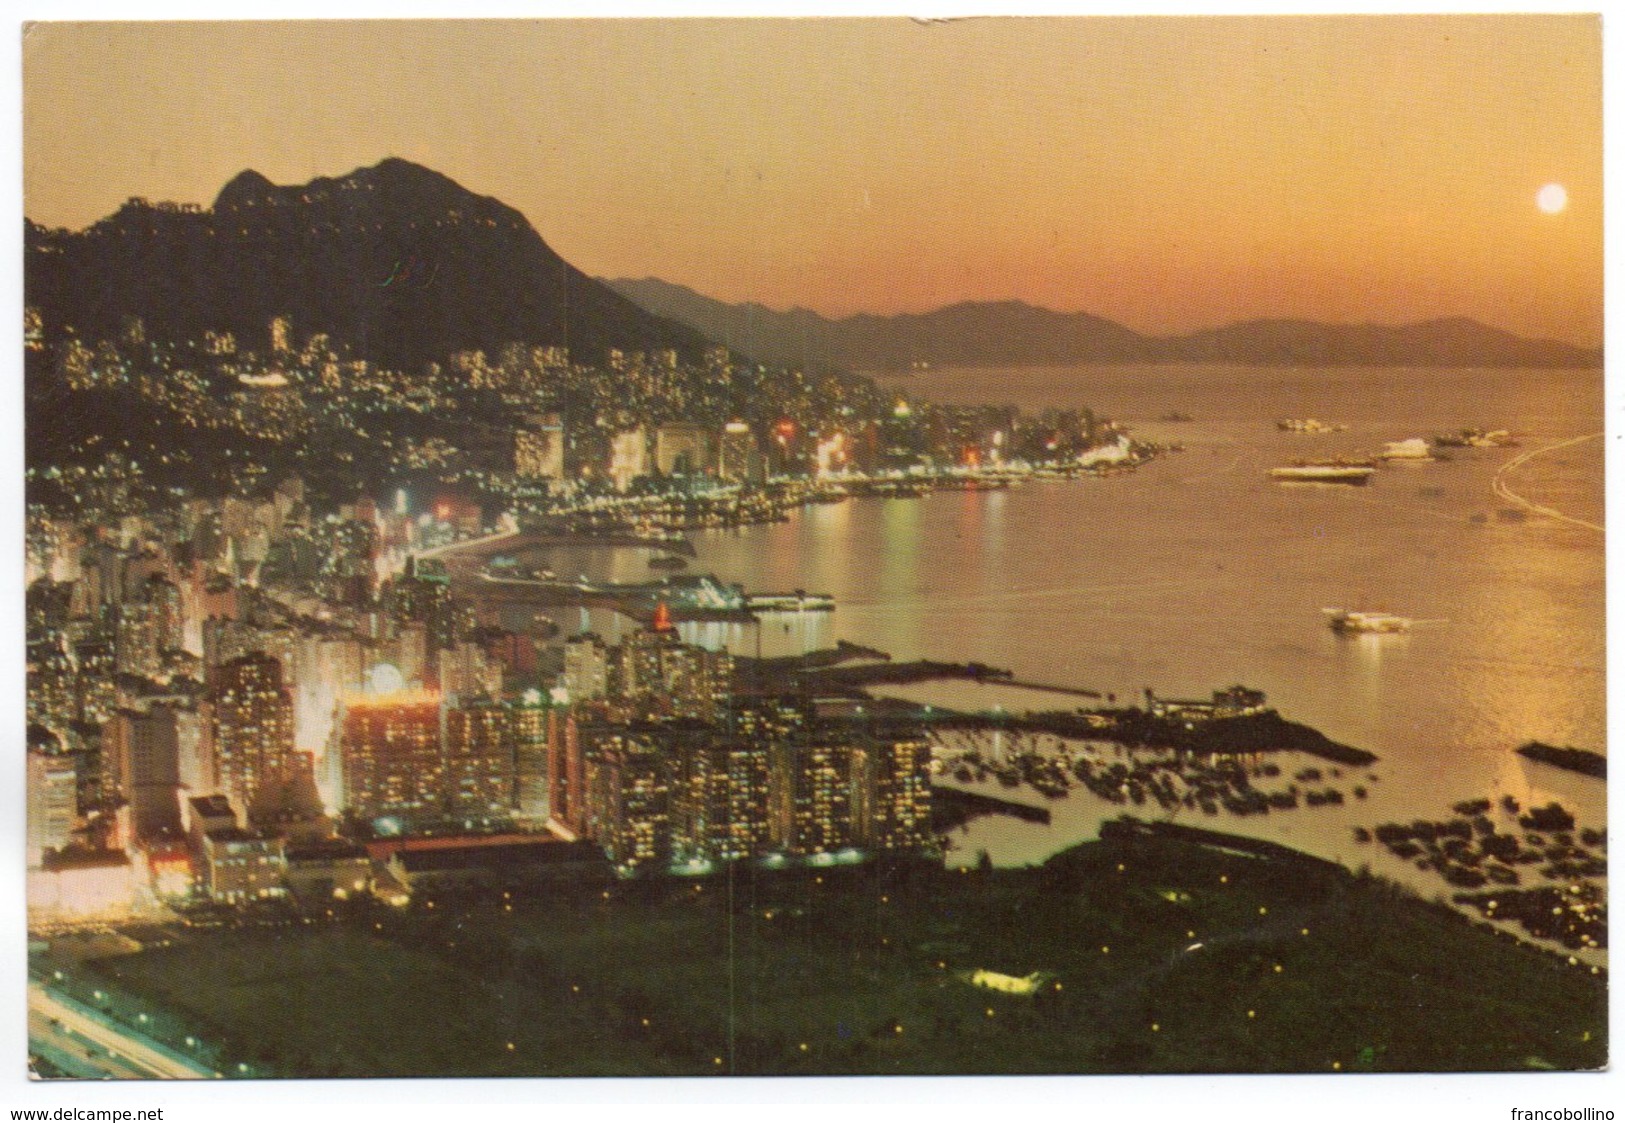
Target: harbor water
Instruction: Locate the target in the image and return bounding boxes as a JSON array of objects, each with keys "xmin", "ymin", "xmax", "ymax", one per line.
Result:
[{"xmin": 551, "ymin": 365, "xmax": 1605, "ymax": 897}]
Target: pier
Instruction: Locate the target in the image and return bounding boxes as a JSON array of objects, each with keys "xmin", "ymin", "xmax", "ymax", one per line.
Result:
[{"xmin": 997, "ymin": 679, "xmax": 1105, "ymax": 701}]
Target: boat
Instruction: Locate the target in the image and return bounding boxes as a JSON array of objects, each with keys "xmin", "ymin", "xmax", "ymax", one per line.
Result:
[
  {"xmin": 648, "ymin": 554, "xmax": 689, "ymax": 571},
  {"xmin": 1268, "ymin": 460, "xmax": 1376, "ymax": 485},
  {"xmin": 1324, "ymin": 608, "xmax": 1412, "ymax": 634},
  {"xmin": 1379, "ymin": 438, "xmax": 1434, "ymax": 461},
  {"xmin": 1277, "ymin": 418, "xmax": 1347, "ymax": 433},
  {"xmin": 745, "ymin": 589, "xmax": 835, "ymax": 612},
  {"xmin": 1433, "ymin": 428, "xmax": 1517, "ymax": 449}
]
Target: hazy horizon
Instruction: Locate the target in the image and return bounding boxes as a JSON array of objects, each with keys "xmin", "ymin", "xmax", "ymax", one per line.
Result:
[{"xmin": 24, "ymin": 16, "xmax": 1603, "ymax": 347}]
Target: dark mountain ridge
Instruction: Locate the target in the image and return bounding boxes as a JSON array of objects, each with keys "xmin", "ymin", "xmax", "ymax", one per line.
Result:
[
  {"xmin": 26, "ymin": 158, "xmax": 709, "ymax": 371},
  {"xmin": 607, "ymin": 276, "xmax": 1601, "ymax": 372},
  {"xmin": 1149, "ymin": 315, "xmax": 1600, "ymax": 368}
]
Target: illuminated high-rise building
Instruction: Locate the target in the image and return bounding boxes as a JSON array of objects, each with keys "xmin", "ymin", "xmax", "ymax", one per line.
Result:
[
  {"xmin": 388, "ymin": 621, "xmax": 430, "ymax": 687},
  {"xmin": 73, "ymin": 639, "xmax": 118, "ymax": 726},
  {"xmin": 443, "ymin": 698, "xmax": 517, "ymax": 821},
  {"xmin": 141, "ymin": 575, "xmax": 185, "ymax": 653},
  {"xmin": 513, "ymin": 693, "xmax": 551, "ymax": 821},
  {"xmin": 608, "ymin": 428, "xmax": 648, "ymax": 492},
  {"xmin": 114, "ymin": 601, "xmax": 162, "ymax": 679},
  {"xmin": 291, "ymin": 632, "xmax": 367, "ymax": 755},
  {"xmin": 730, "ymin": 696, "xmax": 811, "ymax": 742},
  {"xmin": 717, "ymin": 421, "xmax": 759, "ymax": 483},
  {"xmin": 323, "ymin": 515, "xmax": 379, "ymax": 608},
  {"xmin": 547, "ymin": 708, "xmax": 583, "ymax": 836},
  {"xmin": 582, "ymin": 729, "xmax": 670, "ymax": 871},
  {"xmin": 77, "ymin": 540, "xmax": 122, "ymax": 611},
  {"xmin": 203, "ymin": 618, "xmax": 297, "ymax": 688},
  {"xmin": 438, "ymin": 640, "xmax": 500, "ymax": 700},
  {"xmin": 612, "ymin": 620, "xmax": 732, "ymax": 722},
  {"xmin": 337, "ymin": 691, "xmax": 443, "ymax": 825},
  {"xmin": 769, "ymin": 738, "xmax": 856, "ymax": 856},
  {"xmin": 26, "ymin": 634, "xmax": 76, "ymax": 737},
  {"xmin": 671, "ymin": 738, "xmax": 769, "ymax": 864},
  {"xmin": 389, "ymin": 557, "xmax": 459, "ymax": 653},
  {"xmin": 853, "ymin": 735, "xmax": 933, "ymax": 853},
  {"xmin": 658, "ymin": 644, "xmax": 733, "ymax": 722},
  {"xmin": 27, "ymin": 746, "xmax": 78, "ymax": 867},
  {"xmin": 247, "ymin": 752, "xmax": 332, "ymax": 845},
  {"xmin": 514, "ymin": 413, "xmax": 565, "ymax": 479},
  {"xmin": 205, "ymin": 653, "xmax": 296, "ymax": 818},
  {"xmin": 612, "ymin": 623, "xmax": 674, "ymax": 701},
  {"xmin": 562, "ymin": 633, "xmax": 610, "ymax": 701},
  {"xmin": 105, "ymin": 706, "xmax": 185, "ymax": 844}
]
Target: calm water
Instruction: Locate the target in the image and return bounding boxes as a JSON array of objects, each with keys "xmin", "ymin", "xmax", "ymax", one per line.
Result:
[{"xmin": 549, "ymin": 365, "xmax": 1606, "ymax": 878}]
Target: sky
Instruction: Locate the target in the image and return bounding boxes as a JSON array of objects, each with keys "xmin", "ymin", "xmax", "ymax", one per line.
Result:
[{"xmin": 22, "ymin": 15, "xmax": 1604, "ymax": 345}]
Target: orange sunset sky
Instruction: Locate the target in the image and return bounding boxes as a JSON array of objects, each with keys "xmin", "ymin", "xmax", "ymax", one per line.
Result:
[{"xmin": 22, "ymin": 15, "xmax": 1603, "ymax": 346}]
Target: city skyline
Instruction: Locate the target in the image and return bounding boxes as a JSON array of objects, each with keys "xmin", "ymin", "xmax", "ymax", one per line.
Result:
[{"xmin": 22, "ymin": 15, "xmax": 1603, "ymax": 346}]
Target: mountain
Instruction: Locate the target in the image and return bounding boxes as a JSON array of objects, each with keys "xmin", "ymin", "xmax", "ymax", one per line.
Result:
[
  {"xmin": 1149, "ymin": 317, "xmax": 1602, "ymax": 369},
  {"xmin": 26, "ymin": 158, "xmax": 710, "ymax": 371},
  {"xmin": 605, "ymin": 278, "xmax": 1149, "ymax": 371},
  {"xmin": 607, "ymin": 277, "xmax": 1602, "ymax": 371}
]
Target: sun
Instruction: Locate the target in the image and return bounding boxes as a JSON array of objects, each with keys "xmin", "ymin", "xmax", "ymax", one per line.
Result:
[{"xmin": 1537, "ymin": 183, "xmax": 1568, "ymax": 214}]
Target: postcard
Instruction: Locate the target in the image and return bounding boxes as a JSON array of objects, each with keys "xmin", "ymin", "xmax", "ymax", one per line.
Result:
[{"xmin": 17, "ymin": 12, "xmax": 1608, "ymax": 1109}]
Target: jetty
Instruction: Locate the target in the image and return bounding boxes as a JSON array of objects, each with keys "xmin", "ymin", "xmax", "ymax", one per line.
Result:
[
  {"xmin": 998, "ymin": 679, "xmax": 1105, "ymax": 700},
  {"xmin": 1516, "ymin": 741, "xmax": 1606, "ymax": 780},
  {"xmin": 931, "ymin": 786, "xmax": 1052, "ymax": 832}
]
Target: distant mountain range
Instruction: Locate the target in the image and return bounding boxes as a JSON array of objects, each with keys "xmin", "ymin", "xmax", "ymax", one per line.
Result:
[
  {"xmin": 26, "ymin": 159, "xmax": 708, "ymax": 372},
  {"xmin": 606, "ymin": 276, "xmax": 1602, "ymax": 372},
  {"xmin": 23, "ymin": 158, "xmax": 1599, "ymax": 377}
]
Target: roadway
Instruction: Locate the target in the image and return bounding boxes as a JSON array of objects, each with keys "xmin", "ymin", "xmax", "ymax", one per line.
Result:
[{"xmin": 28, "ymin": 983, "xmax": 215, "ymax": 1080}]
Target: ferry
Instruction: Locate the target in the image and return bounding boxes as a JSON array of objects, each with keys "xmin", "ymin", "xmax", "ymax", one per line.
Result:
[
  {"xmin": 1268, "ymin": 460, "xmax": 1376, "ymax": 485},
  {"xmin": 746, "ymin": 590, "xmax": 835, "ymax": 612},
  {"xmin": 1379, "ymin": 438, "xmax": 1434, "ymax": 461},
  {"xmin": 1324, "ymin": 608, "xmax": 1412, "ymax": 634}
]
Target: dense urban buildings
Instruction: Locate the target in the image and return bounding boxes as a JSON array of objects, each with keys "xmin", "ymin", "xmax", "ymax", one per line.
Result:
[
  {"xmin": 28, "ymin": 297, "xmax": 1134, "ymax": 917},
  {"xmin": 21, "ymin": 237, "xmax": 1164, "ymax": 923}
]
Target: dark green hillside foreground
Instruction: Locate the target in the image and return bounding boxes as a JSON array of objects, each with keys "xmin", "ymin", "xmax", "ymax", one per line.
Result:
[{"xmin": 91, "ymin": 832, "xmax": 1604, "ymax": 1077}]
